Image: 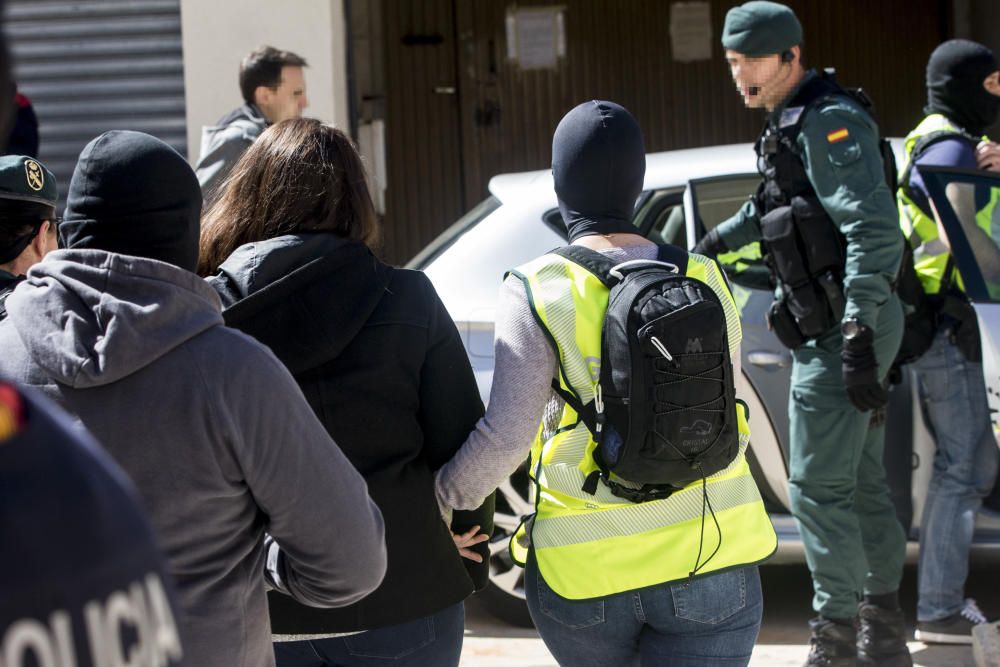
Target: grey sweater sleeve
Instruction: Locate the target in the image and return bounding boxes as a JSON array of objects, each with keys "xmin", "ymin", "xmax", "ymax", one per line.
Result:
[
  {"xmin": 226, "ymin": 346, "xmax": 387, "ymax": 607},
  {"xmin": 434, "ymin": 274, "xmax": 557, "ymax": 511}
]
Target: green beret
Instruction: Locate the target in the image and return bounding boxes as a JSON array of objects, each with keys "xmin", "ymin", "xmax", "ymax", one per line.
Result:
[
  {"xmin": 722, "ymin": 1, "xmax": 803, "ymax": 57},
  {"xmin": 0, "ymin": 155, "xmax": 57, "ymax": 208}
]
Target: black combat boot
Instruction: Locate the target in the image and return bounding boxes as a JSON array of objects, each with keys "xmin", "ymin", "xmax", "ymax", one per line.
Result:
[
  {"xmin": 805, "ymin": 617, "xmax": 858, "ymax": 667},
  {"xmin": 857, "ymin": 599, "xmax": 913, "ymax": 666}
]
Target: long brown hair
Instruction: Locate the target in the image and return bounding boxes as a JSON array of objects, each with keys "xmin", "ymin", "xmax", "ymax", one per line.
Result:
[{"xmin": 198, "ymin": 118, "xmax": 379, "ymax": 275}]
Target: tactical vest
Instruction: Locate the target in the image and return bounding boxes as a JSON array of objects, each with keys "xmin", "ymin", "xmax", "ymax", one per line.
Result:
[
  {"xmin": 897, "ymin": 113, "xmax": 1000, "ymax": 296},
  {"xmin": 755, "ymin": 72, "xmax": 866, "ymax": 347},
  {"xmin": 507, "ymin": 250, "xmax": 777, "ymax": 600}
]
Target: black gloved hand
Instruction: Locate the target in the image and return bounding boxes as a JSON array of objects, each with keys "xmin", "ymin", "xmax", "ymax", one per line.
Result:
[
  {"xmin": 692, "ymin": 228, "xmax": 729, "ymax": 257},
  {"xmin": 842, "ymin": 325, "xmax": 889, "ymax": 411}
]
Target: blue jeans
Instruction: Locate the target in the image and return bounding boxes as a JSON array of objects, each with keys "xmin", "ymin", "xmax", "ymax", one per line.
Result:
[
  {"xmin": 914, "ymin": 330, "xmax": 1000, "ymax": 622},
  {"xmin": 525, "ymin": 556, "xmax": 762, "ymax": 666},
  {"xmin": 273, "ymin": 603, "xmax": 464, "ymax": 667}
]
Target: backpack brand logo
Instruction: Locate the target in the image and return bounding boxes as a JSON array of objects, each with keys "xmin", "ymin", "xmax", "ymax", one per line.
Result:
[
  {"xmin": 685, "ymin": 337, "xmax": 703, "ymax": 353},
  {"xmin": 680, "ymin": 419, "xmax": 713, "ymax": 437}
]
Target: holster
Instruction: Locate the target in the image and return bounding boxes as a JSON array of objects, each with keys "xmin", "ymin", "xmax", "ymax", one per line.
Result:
[
  {"xmin": 767, "ymin": 298, "xmax": 808, "ymax": 349},
  {"xmin": 760, "ymin": 198, "xmax": 846, "ymax": 348}
]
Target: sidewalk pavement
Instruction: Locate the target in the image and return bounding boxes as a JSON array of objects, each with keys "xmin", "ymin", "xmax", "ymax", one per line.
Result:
[
  {"xmin": 460, "ymin": 628, "xmax": 978, "ymax": 666},
  {"xmin": 460, "ymin": 563, "xmax": 997, "ymax": 666}
]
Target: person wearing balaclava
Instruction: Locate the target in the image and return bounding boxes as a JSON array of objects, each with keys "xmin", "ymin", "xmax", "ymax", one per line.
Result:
[
  {"xmin": 434, "ymin": 99, "xmax": 775, "ymax": 665},
  {"xmin": 693, "ymin": 3, "xmax": 910, "ymax": 665},
  {"xmin": 0, "ymin": 130, "xmax": 388, "ymax": 667},
  {"xmin": 897, "ymin": 39, "xmax": 1000, "ymax": 645}
]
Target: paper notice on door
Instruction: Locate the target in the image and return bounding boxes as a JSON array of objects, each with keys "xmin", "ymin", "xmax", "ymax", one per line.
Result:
[
  {"xmin": 670, "ymin": 2, "xmax": 713, "ymax": 63},
  {"xmin": 506, "ymin": 6, "xmax": 566, "ymax": 70}
]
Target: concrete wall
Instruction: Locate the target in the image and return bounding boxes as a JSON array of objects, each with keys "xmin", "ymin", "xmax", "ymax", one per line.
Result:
[{"xmin": 179, "ymin": 0, "xmax": 349, "ymax": 162}]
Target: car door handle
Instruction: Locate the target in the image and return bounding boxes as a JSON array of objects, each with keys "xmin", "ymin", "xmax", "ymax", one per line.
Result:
[{"xmin": 747, "ymin": 351, "xmax": 790, "ymax": 368}]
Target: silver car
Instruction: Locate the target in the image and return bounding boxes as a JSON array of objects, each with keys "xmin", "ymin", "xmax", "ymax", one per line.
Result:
[{"xmin": 411, "ymin": 144, "xmax": 1000, "ymax": 625}]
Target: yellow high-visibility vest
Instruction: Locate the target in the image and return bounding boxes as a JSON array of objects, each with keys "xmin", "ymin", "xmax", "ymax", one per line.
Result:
[
  {"xmin": 507, "ymin": 249, "xmax": 777, "ymax": 600},
  {"xmin": 897, "ymin": 113, "xmax": 999, "ymax": 295}
]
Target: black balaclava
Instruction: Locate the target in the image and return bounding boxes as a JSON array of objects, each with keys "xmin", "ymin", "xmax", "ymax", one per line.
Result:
[
  {"xmin": 926, "ymin": 39, "xmax": 1000, "ymax": 136},
  {"xmin": 61, "ymin": 130, "xmax": 201, "ymax": 273},
  {"xmin": 553, "ymin": 100, "xmax": 645, "ymax": 242}
]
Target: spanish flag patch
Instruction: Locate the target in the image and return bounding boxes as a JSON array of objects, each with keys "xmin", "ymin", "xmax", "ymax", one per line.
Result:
[{"xmin": 827, "ymin": 128, "xmax": 850, "ymax": 143}]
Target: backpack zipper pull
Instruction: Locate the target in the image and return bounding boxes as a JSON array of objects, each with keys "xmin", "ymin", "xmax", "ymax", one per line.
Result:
[
  {"xmin": 650, "ymin": 335, "xmax": 674, "ymax": 361},
  {"xmin": 594, "ymin": 383, "xmax": 604, "ymax": 433}
]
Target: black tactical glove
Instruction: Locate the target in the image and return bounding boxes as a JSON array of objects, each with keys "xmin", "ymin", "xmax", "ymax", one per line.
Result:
[
  {"xmin": 692, "ymin": 228, "xmax": 729, "ymax": 257},
  {"xmin": 842, "ymin": 324, "xmax": 889, "ymax": 412}
]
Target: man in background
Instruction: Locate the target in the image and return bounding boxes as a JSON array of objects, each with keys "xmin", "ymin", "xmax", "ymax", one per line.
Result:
[{"xmin": 195, "ymin": 45, "xmax": 308, "ymax": 200}]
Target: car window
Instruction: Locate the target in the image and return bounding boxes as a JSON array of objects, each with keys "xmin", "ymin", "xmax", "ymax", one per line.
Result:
[
  {"xmin": 542, "ymin": 208, "xmax": 568, "ymax": 239},
  {"xmin": 688, "ymin": 175, "xmax": 760, "ymax": 236},
  {"xmin": 685, "ymin": 174, "xmax": 770, "ymax": 291},
  {"xmin": 635, "ymin": 189, "xmax": 686, "ymax": 246},
  {"xmin": 920, "ymin": 166, "xmax": 1000, "ymax": 303}
]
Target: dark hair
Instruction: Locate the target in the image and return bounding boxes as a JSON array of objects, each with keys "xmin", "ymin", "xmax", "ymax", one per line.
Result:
[
  {"xmin": 0, "ymin": 199, "xmax": 54, "ymax": 253},
  {"xmin": 199, "ymin": 118, "xmax": 379, "ymax": 275},
  {"xmin": 239, "ymin": 46, "xmax": 308, "ymax": 105}
]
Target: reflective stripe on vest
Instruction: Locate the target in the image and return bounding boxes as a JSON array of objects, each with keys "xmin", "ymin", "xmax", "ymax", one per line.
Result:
[
  {"xmin": 507, "ymin": 250, "xmax": 777, "ymax": 600},
  {"xmin": 897, "ymin": 114, "xmax": 999, "ymax": 295}
]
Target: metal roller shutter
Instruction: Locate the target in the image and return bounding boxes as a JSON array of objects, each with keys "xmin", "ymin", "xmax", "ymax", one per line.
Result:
[{"xmin": 5, "ymin": 0, "xmax": 186, "ymax": 204}]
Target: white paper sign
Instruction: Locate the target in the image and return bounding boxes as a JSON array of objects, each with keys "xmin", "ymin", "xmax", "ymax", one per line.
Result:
[
  {"xmin": 670, "ymin": 2, "xmax": 713, "ymax": 63},
  {"xmin": 506, "ymin": 6, "xmax": 566, "ymax": 70}
]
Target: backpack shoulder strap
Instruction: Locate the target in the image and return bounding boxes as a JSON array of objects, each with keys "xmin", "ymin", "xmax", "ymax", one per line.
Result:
[
  {"xmin": 900, "ymin": 129, "xmax": 977, "ymax": 202},
  {"xmin": 656, "ymin": 243, "xmax": 689, "ymax": 274},
  {"xmin": 553, "ymin": 244, "xmax": 690, "ymax": 285},
  {"xmin": 550, "ymin": 245, "xmax": 616, "ymax": 286}
]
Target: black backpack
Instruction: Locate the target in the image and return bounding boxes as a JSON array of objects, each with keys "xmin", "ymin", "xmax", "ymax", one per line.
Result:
[{"xmin": 550, "ymin": 244, "xmax": 742, "ymax": 504}]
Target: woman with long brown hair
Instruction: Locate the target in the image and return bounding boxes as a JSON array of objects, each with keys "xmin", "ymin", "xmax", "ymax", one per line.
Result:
[{"xmin": 200, "ymin": 118, "xmax": 493, "ymax": 667}]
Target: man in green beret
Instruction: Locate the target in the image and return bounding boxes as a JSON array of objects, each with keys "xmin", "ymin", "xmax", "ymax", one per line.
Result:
[
  {"xmin": 694, "ymin": 2, "xmax": 909, "ymax": 665},
  {"xmin": 0, "ymin": 155, "xmax": 58, "ymax": 321}
]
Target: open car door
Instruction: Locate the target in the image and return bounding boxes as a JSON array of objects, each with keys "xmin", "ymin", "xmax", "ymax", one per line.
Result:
[{"xmin": 920, "ymin": 165, "xmax": 1000, "ymax": 449}]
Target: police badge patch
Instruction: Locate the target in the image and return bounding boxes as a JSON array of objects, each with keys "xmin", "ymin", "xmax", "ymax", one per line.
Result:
[
  {"xmin": 24, "ymin": 159, "xmax": 44, "ymax": 192},
  {"xmin": 779, "ymin": 106, "xmax": 805, "ymax": 128}
]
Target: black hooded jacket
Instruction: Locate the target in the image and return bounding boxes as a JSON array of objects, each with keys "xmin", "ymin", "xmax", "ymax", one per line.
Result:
[{"xmin": 207, "ymin": 233, "xmax": 494, "ymax": 633}]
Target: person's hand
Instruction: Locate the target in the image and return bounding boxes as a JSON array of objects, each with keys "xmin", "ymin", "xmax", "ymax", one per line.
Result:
[
  {"xmin": 842, "ymin": 325, "xmax": 889, "ymax": 411},
  {"xmin": 692, "ymin": 227, "xmax": 729, "ymax": 258},
  {"xmin": 976, "ymin": 141, "xmax": 1000, "ymax": 172},
  {"xmin": 452, "ymin": 525, "xmax": 490, "ymax": 563}
]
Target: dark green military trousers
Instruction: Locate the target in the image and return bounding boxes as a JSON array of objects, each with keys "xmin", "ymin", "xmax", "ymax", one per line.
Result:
[{"xmin": 788, "ymin": 294, "xmax": 906, "ymax": 620}]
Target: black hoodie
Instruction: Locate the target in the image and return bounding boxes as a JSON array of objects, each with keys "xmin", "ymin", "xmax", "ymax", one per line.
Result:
[
  {"xmin": 207, "ymin": 233, "xmax": 494, "ymax": 633},
  {"xmin": 60, "ymin": 130, "xmax": 202, "ymax": 272}
]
